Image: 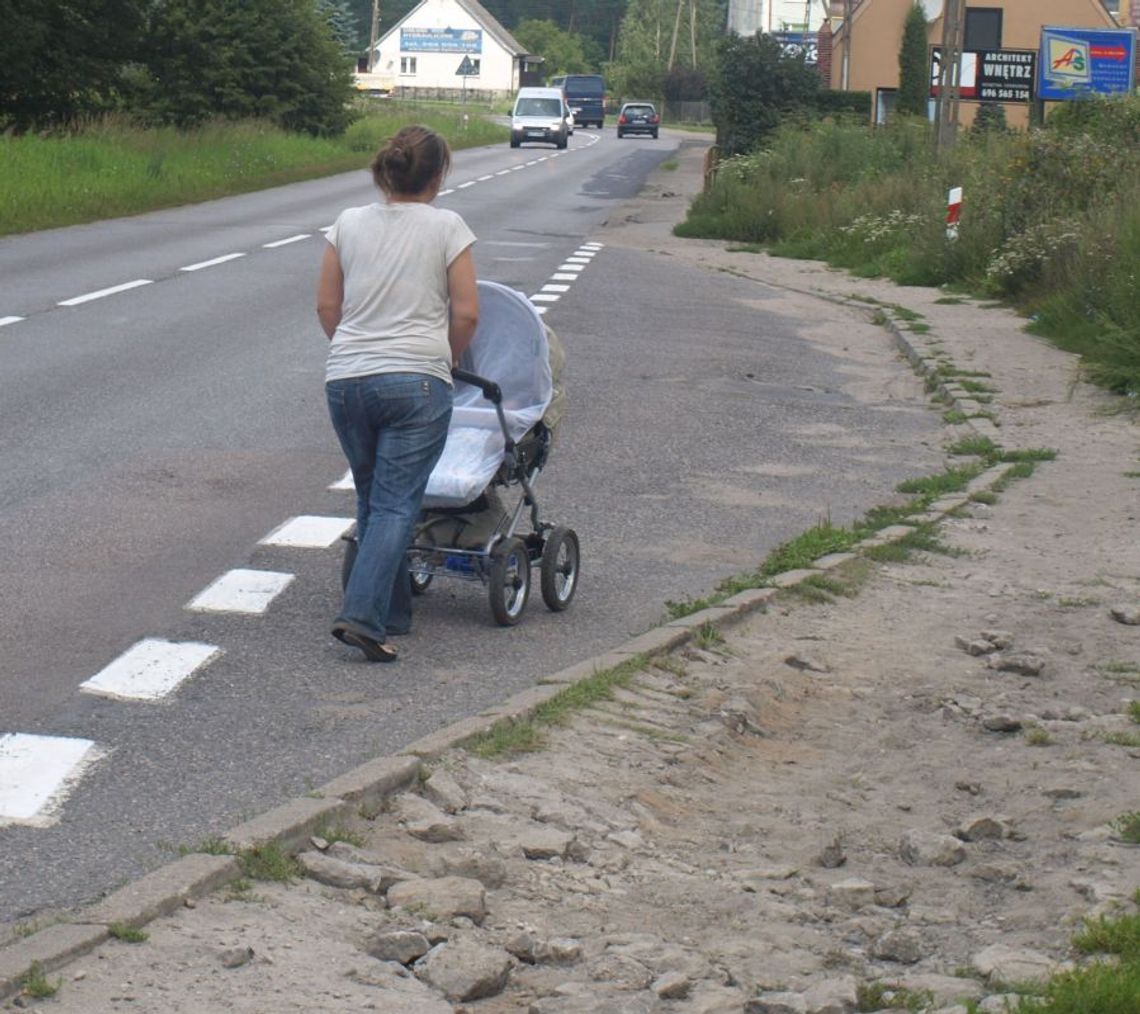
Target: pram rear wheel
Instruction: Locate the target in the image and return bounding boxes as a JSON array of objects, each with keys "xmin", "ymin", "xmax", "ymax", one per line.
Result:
[
  {"xmin": 489, "ymin": 537, "xmax": 530, "ymax": 626},
  {"xmin": 540, "ymin": 527, "xmax": 579, "ymax": 611}
]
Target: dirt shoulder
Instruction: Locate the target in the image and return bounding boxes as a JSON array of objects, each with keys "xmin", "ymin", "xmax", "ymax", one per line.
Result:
[{"xmin": 5, "ymin": 135, "xmax": 1139, "ymax": 1014}]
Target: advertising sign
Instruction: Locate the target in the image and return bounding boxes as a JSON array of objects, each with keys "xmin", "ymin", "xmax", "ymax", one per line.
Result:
[
  {"xmin": 770, "ymin": 31, "xmax": 818, "ymax": 66},
  {"xmin": 930, "ymin": 48, "xmax": 1037, "ymax": 102},
  {"xmin": 401, "ymin": 27, "xmax": 482, "ymax": 53},
  {"xmin": 1038, "ymin": 26, "xmax": 1136, "ymax": 100}
]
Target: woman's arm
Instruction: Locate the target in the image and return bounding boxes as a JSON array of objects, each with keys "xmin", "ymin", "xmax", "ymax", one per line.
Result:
[
  {"xmin": 316, "ymin": 244, "xmax": 344, "ymax": 340},
  {"xmin": 446, "ymin": 247, "xmax": 479, "ymax": 366}
]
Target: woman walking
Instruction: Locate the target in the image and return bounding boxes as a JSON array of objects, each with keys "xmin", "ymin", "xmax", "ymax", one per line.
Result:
[{"xmin": 317, "ymin": 125, "xmax": 478, "ymax": 662}]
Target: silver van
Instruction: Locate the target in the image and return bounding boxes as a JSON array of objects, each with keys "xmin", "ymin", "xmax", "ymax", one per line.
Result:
[{"xmin": 510, "ymin": 87, "xmax": 570, "ymax": 149}]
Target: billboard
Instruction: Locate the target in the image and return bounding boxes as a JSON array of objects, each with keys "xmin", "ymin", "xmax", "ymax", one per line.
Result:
[
  {"xmin": 770, "ymin": 31, "xmax": 818, "ymax": 65},
  {"xmin": 930, "ymin": 48, "xmax": 1037, "ymax": 103},
  {"xmin": 401, "ymin": 27, "xmax": 482, "ymax": 53},
  {"xmin": 1038, "ymin": 26, "xmax": 1136, "ymax": 100}
]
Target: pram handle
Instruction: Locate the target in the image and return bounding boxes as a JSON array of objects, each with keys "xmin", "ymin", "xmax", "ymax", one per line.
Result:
[{"xmin": 452, "ymin": 367, "xmax": 502, "ymax": 405}]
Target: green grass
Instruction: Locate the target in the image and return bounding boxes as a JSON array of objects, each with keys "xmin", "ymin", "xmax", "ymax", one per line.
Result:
[
  {"xmin": 1129, "ymin": 700, "xmax": 1140, "ymax": 724},
  {"xmin": 108, "ymin": 922, "xmax": 149, "ymax": 943},
  {"xmin": 896, "ymin": 465, "xmax": 983, "ymax": 499},
  {"xmin": 948, "ymin": 435, "xmax": 1000, "ymax": 457},
  {"xmin": 692, "ymin": 621, "xmax": 725, "ymax": 650},
  {"xmin": 464, "ymin": 655, "xmax": 648, "ymax": 758},
  {"xmin": 1111, "ymin": 811, "xmax": 1140, "ymax": 845},
  {"xmin": 1024, "ymin": 724, "xmax": 1053, "ymax": 746},
  {"xmin": 18, "ymin": 961, "xmax": 60, "ymax": 999},
  {"xmin": 0, "ymin": 109, "xmax": 507, "ymax": 236},
  {"xmin": 313, "ymin": 824, "xmax": 366, "ymax": 848},
  {"xmin": 1103, "ymin": 730, "xmax": 1140, "ymax": 748},
  {"xmin": 969, "ymin": 490, "xmax": 998, "ymax": 505},
  {"xmin": 943, "ymin": 410, "xmax": 968, "ymax": 424},
  {"xmin": 239, "ymin": 842, "xmax": 301, "ymax": 882},
  {"xmin": 857, "ymin": 982, "xmax": 934, "ymax": 1012},
  {"xmin": 934, "ymin": 296, "xmax": 968, "ymax": 304}
]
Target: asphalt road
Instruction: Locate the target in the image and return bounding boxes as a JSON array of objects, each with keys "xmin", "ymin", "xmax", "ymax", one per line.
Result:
[{"xmin": 0, "ymin": 128, "xmax": 942, "ymax": 924}]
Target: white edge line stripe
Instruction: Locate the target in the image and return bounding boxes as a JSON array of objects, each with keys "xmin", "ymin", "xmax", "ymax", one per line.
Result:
[
  {"xmin": 180, "ymin": 252, "xmax": 246, "ymax": 272},
  {"xmin": 477, "ymin": 174, "xmax": 494, "ymax": 181},
  {"xmin": 551, "ymin": 274, "xmax": 578, "ymax": 281},
  {"xmin": 457, "ymin": 181, "xmax": 476, "ymax": 189},
  {"xmin": 534, "ymin": 306, "xmax": 549, "ymax": 315},
  {"xmin": 58, "ymin": 279, "xmax": 152, "ymax": 306},
  {"xmin": 495, "ymin": 170, "xmax": 511, "ymax": 176},
  {"xmin": 0, "ymin": 316, "xmax": 24, "ymax": 327},
  {"xmin": 510, "ymin": 165, "xmax": 525, "ymax": 171},
  {"xmin": 80, "ymin": 639, "xmax": 221, "ymax": 702},
  {"xmin": 329, "ymin": 469, "xmax": 354, "ymax": 491},
  {"xmin": 558, "ymin": 264, "xmax": 585, "ymax": 272},
  {"xmin": 259, "ymin": 515, "xmax": 355, "ymax": 548},
  {"xmin": 0, "ymin": 734, "xmax": 105, "ymax": 827},
  {"xmin": 263, "ymin": 234, "xmax": 311, "ymax": 248},
  {"xmin": 542, "ymin": 284, "xmax": 571, "ymax": 293},
  {"xmin": 530, "ymin": 294, "xmax": 560, "ymax": 303},
  {"xmin": 438, "ymin": 189, "xmax": 454, "ymax": 196}
]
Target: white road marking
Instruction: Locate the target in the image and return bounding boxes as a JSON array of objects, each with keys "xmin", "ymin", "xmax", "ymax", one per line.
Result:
[
  {"xmin": 260, "ymin": 515, "xmax": 354, "ymax": 548},
  {"xmin": 534, "ymin": 306, "xmax": 549, "ymax": 315},
  {"xmin": 495, "ymin": 170, "xmax": 511, "ymax": 176},
  {"xmin": 477, "ymin": 174, "xmax": 494, "ymax": 181},
  {"xmin": 525, "ymin": 160, "xmax": 540, "ymax": 166},
  {"xmin": 457, "ymin": 181, "xmax": 476, "ymax": 189},
  {"xmin": 0, "ymin": 316, "xmax": 24, "ymax": 327},
  {"xmin": 320, "ymin": 226, "xmax": 334, "ymax": 233},
  {"xmin": 564, "ymin": 257, "xmax": 591, "ymax": 265},
  {"xmin": 80, "ymin": 638, "xmax": 221, "ymax": 702},
  {"xmin": 485, "ymin": 240, "xmax": 548, "ymax": 248},
  {"xmin": 180, "ymin": 252, "xmax": 246, "ymax": 272},
  {"xmin": 510, "ymin": 165, "xmax": 525, "ymax": 171},
  {"xmin": 437, "ymin": 189, "xmax": 454, "ymax": 196},
  {"xmin": 557, "ymin": 263, "xmax": 585, "ymax": 272},
  {"xmin": 262, "ymin": 234, "xmax": 311, "ymax": 248},
  {"xmin": 582, "ymin": 243, "xmax": 604, "ymax": 250},
  {"xmin": 58, "ymin": 279, "xmax": 153, "ymax": 306},
  {"xmin": 551, "ymin": 273, "xmax": 578, "ymax": 281},
  {"xmin": 186, "ymin": 569, "xmax": 295, "ymax": 615},
  {"xmin": 530, "ymin": 293, "xmax": 560, "ymax": 303},
  {"xmin": 330, "ymin": 469, "xmax": 354, "ymax": 491},
  {"xmin": 0, "ymin": 733, "xmax": 104, "ymax": 828},
  {"xmin": 572, "ymin": 250, "xmax": 597, "ymax": 258},
  {"xmin": 542, "ymin": 284, "xmax": 571, "ymax": 293}
]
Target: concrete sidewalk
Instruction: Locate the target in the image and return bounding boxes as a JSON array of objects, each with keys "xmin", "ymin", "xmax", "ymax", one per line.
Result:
[{"xmin": 3, "ymin": 135, "xmax": 1139, "ymax": 1013}]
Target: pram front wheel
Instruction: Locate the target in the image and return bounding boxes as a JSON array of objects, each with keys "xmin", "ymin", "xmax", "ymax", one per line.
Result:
[
  {"xmin": 540, "ymin": 527, "xmax": 580, "ymax": 611},
  {"xmin": 488, "ymin": 537, "xmax": 531, "ymax": 626},
  {"xmin": 410, "ymin": 566, "xmax": 432, "ymax": 596}
]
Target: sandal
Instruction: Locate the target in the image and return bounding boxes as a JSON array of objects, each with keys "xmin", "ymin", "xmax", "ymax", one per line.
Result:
[{"xmin": 331, "ymin": 624, "xmax": 398, "ymax": 663}]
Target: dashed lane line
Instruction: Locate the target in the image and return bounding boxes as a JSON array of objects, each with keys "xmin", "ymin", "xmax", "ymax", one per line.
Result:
[
  {"xmin": 180, "ymin": 252, "xmax": 246, "ymax": 272},
  {"xmin": 186, "ymin": 569, "xmax": 295, "ymax": 615},
  {"xmin": 0, "ymin": 733, "xmax": 105, "ymax": 828},
  {"xmin": 262, "ymin": 234, "xmax": 311, "ymax": 249},
  {"xmin": 79, "ymin": 638, "xmax": 221, "ymax": 703},
  {"xmin": 329, "ymin": 469, "xmax": 354, "ymax": 491},
  {"xmin": 0, "ymin": 316, "xmax": 24, "ymax": 327},
  {"xmin": 57, "ymin": 279, "xmax": 153, "ymax": 307}
]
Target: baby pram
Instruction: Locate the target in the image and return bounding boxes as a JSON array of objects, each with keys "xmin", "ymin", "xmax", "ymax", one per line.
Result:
[{"xmin": 342, "ymin": 280, "xmax": 579, "ymax": 626}]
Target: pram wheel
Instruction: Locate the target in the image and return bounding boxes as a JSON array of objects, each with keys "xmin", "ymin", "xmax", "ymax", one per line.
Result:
[
  {"xmin": 488, "ymin": 537, "xmax": 531, "ymax": 626},
  {"xmin": 540, "ymin": 527, "xmax": 580, "ymax": 612},
  {"xmin": 410, "ymin": 566, "xmax": 433, "ymax": 596}
]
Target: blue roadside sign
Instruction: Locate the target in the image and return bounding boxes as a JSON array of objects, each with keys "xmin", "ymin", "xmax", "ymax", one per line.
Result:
[{"xmin": 1038, "ymin": 26, "xmax": 1137, "ymax": 100}]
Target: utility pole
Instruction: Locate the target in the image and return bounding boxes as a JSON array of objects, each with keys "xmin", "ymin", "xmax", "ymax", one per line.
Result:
[
  {"xmin": 842, "ymin": 0, "xmax": 855, "ymax": 91},
  {"xmin": 368, "ymin": 0, "xmax": 381, "ymax": 73},
  {"xmin": 935, "ymin": 0, "xmax": 965, "ymax": 148},
  {"xmin": 668, "ymin": 0, "xmax": 684, "ymax": 70},
  {"xmin": 690, "ymin": 0, "xmax": 698, "ymax": 68}
]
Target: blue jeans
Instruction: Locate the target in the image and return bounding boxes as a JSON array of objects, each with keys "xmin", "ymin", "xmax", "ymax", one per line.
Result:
[{"xmin": 326, "ymin": 373, "xmax": 452, "ymax": 642}]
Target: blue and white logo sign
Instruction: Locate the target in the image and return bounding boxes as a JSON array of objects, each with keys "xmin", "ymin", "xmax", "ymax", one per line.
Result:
[
  {"xmin": 401, "ymin": 28, "xmax": 482, "ymax": 53},
  {"xmin": 1038, "ymin": 26, "xmax": 1136, "ymax": 100}
]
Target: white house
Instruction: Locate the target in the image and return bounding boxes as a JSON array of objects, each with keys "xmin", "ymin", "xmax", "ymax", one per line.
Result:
[{"xmin": 364, "ymin": 0, "xmax": 535, "ymax": 102}]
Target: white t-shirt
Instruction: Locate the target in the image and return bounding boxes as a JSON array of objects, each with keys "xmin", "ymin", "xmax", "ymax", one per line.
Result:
[{"xmin": 325, "ymin": 202, "xmax": 476, "ymax": 384}]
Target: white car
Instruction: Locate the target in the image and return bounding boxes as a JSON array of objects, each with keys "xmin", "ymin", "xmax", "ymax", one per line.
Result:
[{"xmin": 510, "ymin": 87, "xmax": 571, "ymax": 149}]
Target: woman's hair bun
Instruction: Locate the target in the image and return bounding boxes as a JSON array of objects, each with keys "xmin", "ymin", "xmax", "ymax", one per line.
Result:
[{"xmin": 371, "ymin": 126, "xmax": 451, "ymax": 197}]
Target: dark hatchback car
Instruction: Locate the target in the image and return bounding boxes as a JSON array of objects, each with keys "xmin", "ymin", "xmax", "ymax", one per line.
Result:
[{"xmin": 616, "ymin": 102, "xmax": 660, "ymax": 139}]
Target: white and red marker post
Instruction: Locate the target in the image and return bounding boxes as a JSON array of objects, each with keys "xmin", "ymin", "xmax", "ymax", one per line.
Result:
[{"xmin": 946, "ymin": 186, "xmax": 963, "ymax": 241}]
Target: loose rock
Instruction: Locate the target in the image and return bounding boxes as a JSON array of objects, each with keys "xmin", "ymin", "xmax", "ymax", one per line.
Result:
[
  {"xmin": 387, "ymin": 877, "xmax": 486, "ymax": 924},
  {"xmin": 414, "ymin": 941, "xmax": 512, "ymax": 1002},
  {"xmin": 899, "ymin": 830, "xmax": 966, "ymax": 867}
]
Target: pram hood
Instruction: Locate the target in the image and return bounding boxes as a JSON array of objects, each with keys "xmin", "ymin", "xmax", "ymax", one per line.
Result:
[{"xmin": 423, "ymin": 281, "xmax": 554, "ymax": 508}]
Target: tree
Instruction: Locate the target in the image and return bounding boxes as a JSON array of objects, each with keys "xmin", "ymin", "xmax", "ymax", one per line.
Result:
[
  {"xmin": 611, "ymin": 0, "xmax": 723, "ymax": 101},
  {"xmin": 320, "ymin": 0, "xmax": 364, "ymax": 56},
  {"xmin": 139, "ymin": 0, "xmax": 355, "ymax": 135},
  {"xmin": 897, "ymin": 2, "xmax": 930, "ymax": 118},
  {"xmin": 708, "ymin": 31, "xmax": 819, "ymax": 155},
  {"xmin": 0, "ymin": 0, "xmax": 146, "ymax": 131},
  {"xmin": 512, "ymin": 19, "xmax": 594, "ymax": 76}
]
